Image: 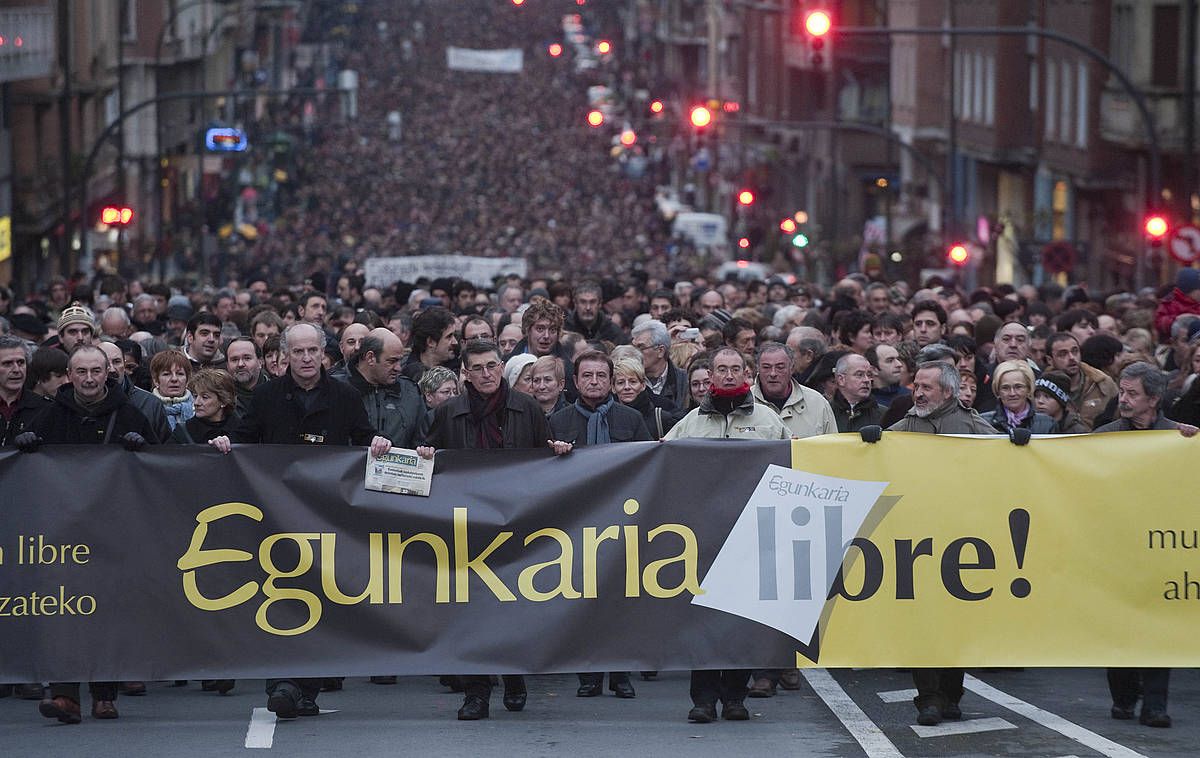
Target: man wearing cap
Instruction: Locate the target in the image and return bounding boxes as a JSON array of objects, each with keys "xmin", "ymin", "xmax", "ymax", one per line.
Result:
[
  {"xmin": 1032, "ymin": 371, "xmax": 1090, "ymax": 434},
  {"xmin": 9, "ymin": 313, "xmax": 49, "ymax": 345},
  {"xmin": 164, "ymin": 297, "xmax": 194, "ymax": 344},
  {"xmin": 1154, "ymin": 267, "xmax": 1200, "ymax": 343},
  {"xmin": 57, "ymin": 303, "xmax": 96, "ymax": 354},
  {"xmin": 1096, "ymin": 361, "xmax": 1197, "ymax": 729}
]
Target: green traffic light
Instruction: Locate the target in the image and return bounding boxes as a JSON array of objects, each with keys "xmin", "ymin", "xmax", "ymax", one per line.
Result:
[{"xmin": 791, "ymin": 233, "xmax": 810, "ymax": 248}]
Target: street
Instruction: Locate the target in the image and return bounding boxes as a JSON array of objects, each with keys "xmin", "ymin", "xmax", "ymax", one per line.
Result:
[{"xmin": 3, "ymin": 668, "xmax": 1197, "ymax": 757}]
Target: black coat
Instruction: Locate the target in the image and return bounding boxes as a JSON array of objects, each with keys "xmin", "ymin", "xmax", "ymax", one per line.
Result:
[
  {"xmin": 33, "ymin": 381, "xmax": 159, "ymax": 445},
  {"xmin": 0, "ymin": 391, "xmax": 50, "ymax": 446},
  {"xmin": 181, "ymin": 414, "xmax": 237, "ymax": 443},
  {"xmin": 548, "ymin": 398, "xmax": 652, "ymax": 445},
  {"xmin": 232, "ymin": 370, "xmax": 378, "ymax": 446},
  {"xmin": 422, "ymin": 386, "xmax": 549, "ymax": 450},
  {"xmin": 623, "ymin": 388, "xmax": 681, "ymax": 440},
  {"xmin": 564, "ymin": 311, "xmax": 627, "ymax": 345},
  {"xmin": 649, "ymin": 360, "xmax": 689, "ymax": 412},
  {"xmin": 831, "ymin": 392, "xmax": 886, "ymax": 433}
]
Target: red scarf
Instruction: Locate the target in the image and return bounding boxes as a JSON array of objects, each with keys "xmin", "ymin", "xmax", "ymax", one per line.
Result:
[{"xmin": 710, "ymin": 381, "xmax": 751, "ymax": 398}]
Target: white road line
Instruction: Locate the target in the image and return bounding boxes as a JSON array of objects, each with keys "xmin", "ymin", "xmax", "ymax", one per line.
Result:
[
  {"xmin": 803, "ymin": 669, "xmax": 906, "ymax": 758},
  {"xmin": 877, "ymin": 689, "xmax": 918, "ymax": 704},
  {"xmin": 964, "ymin": 674, "xmax": 1148, "ymax": 758},
  {"xmin": 245, "ymin": 707, "xmax": 277, "ymax": 749},
  {"xmin": 911, "ymin": 716, "xmax": 1017, "ymax": 738}
]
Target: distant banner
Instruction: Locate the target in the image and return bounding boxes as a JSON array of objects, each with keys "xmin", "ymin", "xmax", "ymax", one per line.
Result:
[
  {"xmin": 446, "ymin": 46, "xmax": 524, "ymax": 73},
  {"xmin": 1, "ymin": 433, "xmax": 1198, "ymax": 682},
  {"xmin": 363, "ymin": 255, "xmax": 527, "ymax": 289}
]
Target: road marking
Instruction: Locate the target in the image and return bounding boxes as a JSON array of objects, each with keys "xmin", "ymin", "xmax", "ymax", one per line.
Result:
[
  {"xmin": 964, "ymin": 674, "xmax": 1148, "ymax": 758},
  {"xmin": 803, "ymin": 669, "xmax": 905, "ymax": 758},
  {"xmin": 244, "ymin": 707, "xmax": 276, "ymax": 749},
  {"xmin": 911, "ymin": 716, "xmax": 1017, "ymax": 738},
  {"xmin": 878, "ymin": 689, "xmax": 917, "ymax": 703}
]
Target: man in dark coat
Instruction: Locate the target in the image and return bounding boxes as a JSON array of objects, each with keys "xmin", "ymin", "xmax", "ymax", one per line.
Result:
[
  {"xmin": 564, "ymin": 281, "xmax": 626, "ymax": 344},
  {"xmin": 344, "ymin": 328, "xmax": 425, "ymax": 449},
  {"xmin": 830, "ymin": 353, "xmax": 885, "ymax": 433},
  {"xmin": 0, "ymin": 337, "xmax": 46, "ymax": 446},
  {"xmin": 1097, "ymin": 361, "xmax": 1198, "ymax": 729},
  {"xmin": 210, "ymin": 323, "xmax": 391, "ymax": 720},
  {"xmin": 417, "ymin": 339, "xmax": 573, "ymax": 720},
  {"xmin": 549, "ymin": 351, "xmax": 649, "ymax": 699},
  {"xmin": 19, "ymin": 344, "xmax": 157, "ymax": 724}
]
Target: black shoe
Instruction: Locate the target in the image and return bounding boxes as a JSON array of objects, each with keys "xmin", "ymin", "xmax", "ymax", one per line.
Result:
[
  {"xmin": 502, "ymin": 690, "xmax": 527, "ymax": 712},
  {"xmin": 688, "ymin": 704, "xmax": 717, "ymax": 723},
  {"xmin": 458, "ymin": 695, "xmax": 489, "ymax": 720},
  {"xmin": 610, "ymin": 680, "xmax": 636, "ymax": 699},
  {"xmin": 722, "ymin": 701, "xmax": 750, "ymax": 720},
  {"xmin": 266, "ymin": 683, "xmax": 302, "ymax": 720},
  {"xmin": 576, "ymin": 683, "xmax": 602, "ymax": 697},
  {"xmin": 296, "ymin": 696, "xmax": 320, "ymax": 716},
  {"xmin": 1140, "ymin": 709, "xmax": 1171, "ymax": 728},
  {"xmin": 201, "ymin": 680, "xmax": 217, "ymax": 691},
  {"xmin": 942, "ymin": 703, "xmax": 962, "ymax": 720},
  {"xmin": 917, "ymin": 704, "xmax": 942, "ymax": 726},
  {"xmin": 16, "ymin": 683, "xmax": 44, "ymax": 700},
  {"xmin": 1111, "ymin": 704, "xmax": 1136, "ymax": 720},
  {"xmin": 213, "ymin": 679, "xmax": 235, "ymax": 695},
  {"xmin": 640, "ymin": 671, "xmax": 657, "ymax": 680},
  {"xmin": 370, "ymin": 676, "xmax": 397, "ymax": 685}
]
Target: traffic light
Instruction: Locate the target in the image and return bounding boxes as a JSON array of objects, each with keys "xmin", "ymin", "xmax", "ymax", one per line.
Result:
[
  {"xmin": 689, "ymin": 105, "xmax": 713, "ymax": 129},
  {"xmin": 1144, "ymin": 213, "xmax": 1169, "ymax": 245},
  {"xmin": 511, "ymin": 0, "xmax": 525, "ymax": 6},
  {"xmin": 948, "ymin": 243, "xmax": 970, "ymax": 266},
  {"xmin": 548, "ymin": 43, "xmax": 563, "ymax": 58},
  {"xmin": 804, "ymin": 9, "xmax": 832, "ymax": 66},
  {"xmin": 791, "ymin": 233, "xmax": 810, "ymax": 249},
  {"xmin": 99, "ymin": 206, "xmax": 134, "ymax": 227},
  {"xmin": 737, "ymin": 189, "xmax": 756, "ymax": 207},
  {"xmin": 596, "ymin": 40, "xmax": 612, "ymax": 55},
  {"xmin": 586, "ymin": 110, "xmax": 605, "ymax": 128},
  {"xmin": 619, "ymin": 129, "xmax": 637, "ymax": 147},
  {"xmin": 780, "ymin": 218, "xmax": 797, "ymax": 234},
  {"xmin": 649, "ymin": 99, "xmax": 664, "ymax": 116}
]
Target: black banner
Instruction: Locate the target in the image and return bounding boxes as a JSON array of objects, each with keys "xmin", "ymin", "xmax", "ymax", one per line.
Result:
[{"xmin": 0, "ymin": 441, "xmax": 795, "ymax": 682}]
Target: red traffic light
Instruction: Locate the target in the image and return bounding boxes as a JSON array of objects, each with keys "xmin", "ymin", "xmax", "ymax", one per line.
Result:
[
  {"xmin": 548, "ymin": 43, "xmax": 563, "ymax": 57},
  {"xmin": 737, "ymin": 189, "xmax": 755, "ymax": 206},
  {"xmin": 596, "ymin": 40, "xmax": 612, "ymax": 55},
  {"xmin": 780, "ymin": 218, "xmax": 797, "ymax": 234},
  {"xmin": 586, "ymin": 110, "xmax": 605, "ymax": 128},
  {"xmin": 100, "ymin": 206, "xmax": 134, "ymax": 226},
  {"xmin": 649, "ymin": 99, "xmax": 664, "ymax": 115},
  {"xmin": 511, "ymin": 0, "xmax": 525, "ymax": 6},
  {"xmin": 619, "ymin": 129, "xmax": 637, "ymax": 147},
  {"xmin": 1145, "ymin": 214, "xmax": 1169, "ymax": 240},
  {"xmin": 805, "ymin": 10, "xmax": 832, "ymax": 37},
  {"xmin": 689, "ymin": 105, "xmax": 713, "ymax": 129},
  {"xmin": 948, "ymin": 243, "xmax": 969, "ymax": 265},
  {"xmin": 738, "ymin": 237, "xmax": 751, "ymax": 250}
]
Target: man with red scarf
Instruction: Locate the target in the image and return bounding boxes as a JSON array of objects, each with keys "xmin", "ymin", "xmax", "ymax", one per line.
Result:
[
  {"xmin": 663, "ymin": 347, "xmax": 788, "ymax": 723},
  {"xmin": 417, "ymin": 339, "xmax": 572, "ymax": 721}
]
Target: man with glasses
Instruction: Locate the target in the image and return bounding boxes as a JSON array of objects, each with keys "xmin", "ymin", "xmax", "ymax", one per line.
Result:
[
  {"xmin": 830, "ymin": 353, "xmax": 884, "ymax": 432},
  {"xmin": 664, "ymin": 347, "xmax": 788, "ymax": 723},
  {"xmin": 417, "ymin": 340, "xmax": 573, "ymax": 721},
  {"xmin": 630, "ymin": 320, "xmax": 686, "ymax": 411}
]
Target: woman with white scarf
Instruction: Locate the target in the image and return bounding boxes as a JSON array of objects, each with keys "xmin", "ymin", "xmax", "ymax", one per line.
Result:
[{"xmin": 150, "ymin": 350, "xmax": 195, "ymax": 441}]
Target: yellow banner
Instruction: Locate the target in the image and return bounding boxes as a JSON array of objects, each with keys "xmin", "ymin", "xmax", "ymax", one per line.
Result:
[{"xmin": 791, "ymin": 431, "xmax": 1199, "ymax": 667}]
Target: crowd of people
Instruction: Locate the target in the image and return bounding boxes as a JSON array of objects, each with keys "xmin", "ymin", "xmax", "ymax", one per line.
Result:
[
  {"xmin": 2, "ymin": 0, "xmax": 1200, "ymax": 736},
  {"xmin": 2, "ymin": 262, "xmax": 1200, "ymax": 726}
]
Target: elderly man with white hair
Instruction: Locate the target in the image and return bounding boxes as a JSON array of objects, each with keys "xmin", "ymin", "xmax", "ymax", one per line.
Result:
[{"xmin": 630, "ymin": 319, "xmax": 687, "ymax": 410}]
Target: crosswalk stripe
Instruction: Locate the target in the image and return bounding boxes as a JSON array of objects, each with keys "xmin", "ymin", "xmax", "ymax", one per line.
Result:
[
  {"xmin": 803, "ymin": 669, "xmax": 906, "ymax": 758},
  {"xmin": 244, "ymin": 707, "xmax": 276, "ymax": 749},
  {"xmin": 965, "ymin": 674, "xmax": 1148, "ymax": 758},
  {"xmin": 911, "ymin": 716, "xmax": 1017, "ymax": 738},
  {"xmin": 877, "ymin": 689, "xmax": 918, "ymax": 703}
]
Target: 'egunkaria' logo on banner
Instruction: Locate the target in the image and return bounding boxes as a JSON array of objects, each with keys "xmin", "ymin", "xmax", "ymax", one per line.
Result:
[{"xmin": 693, "ymin": 465, "xmax": 894, "ymax": 658}]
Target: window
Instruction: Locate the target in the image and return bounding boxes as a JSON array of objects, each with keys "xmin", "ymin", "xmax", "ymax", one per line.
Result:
[
  {"xmin": 985, "ymin": 54, "xmax": 996, "ymax": 125},
  {"xmin": 1060, "ymin": 60, "xmax": 1071, "ymax": 142},
  {"xmin": 1030, "ymin": 60, "xmax": 1039, "ymax": 113},
  {"xmin": 1152, "ymin": 4, "xmax": 1181, "ymax": 87},
  {"xmin": 973, "ymin": 51, "xmax": 984, "ymax": 123},
  {"xmin": 1076, "ymin": 61, "xmax": 1089, "ymax": 148},
  {"xmin": 1045, "ymin": 59, "xmax": 1057, "ymax": 140},
  {"xmin": 1111, "ymin": 4, "xmax": 1134, "ymax": 76}
]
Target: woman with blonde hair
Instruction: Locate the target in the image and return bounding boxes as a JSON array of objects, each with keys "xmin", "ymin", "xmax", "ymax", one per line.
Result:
[
  {"xmin": 980, "ymin": 359, "xmax": 1054, "ymax": 434},
  {"xmin": 612, "ymin": 357, "xmax": 677, "ymax": 439}
]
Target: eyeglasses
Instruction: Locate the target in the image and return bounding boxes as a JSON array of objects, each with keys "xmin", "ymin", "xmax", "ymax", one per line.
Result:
[
  {"xmin": 633, "ymin": 342, "xmax": 661, "ymax": 352},
  {"xmin": 465, "ymin": 362, "xmax": 502, "ymax": 374}
]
